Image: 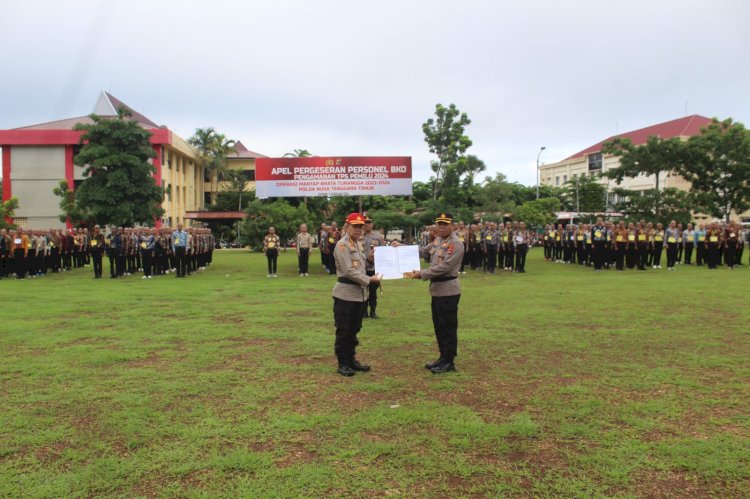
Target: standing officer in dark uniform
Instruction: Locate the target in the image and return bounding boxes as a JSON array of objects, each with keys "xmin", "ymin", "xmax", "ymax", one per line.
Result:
[
  {"xmin": 115, "ymin": 227, "xmax": 126, "ymax": 277},
  {"xmin": 406, "ymin": 212, "xmax": 464, "ymax": 373},
  {"xmin": 141, "ymin": 228, "xmax": 156, "ymax": 279},
  {"xmin": 332, "ymin": 213, "xmax": 381, "ymax": 376},
  {"xmin": 296, "ymin": 223, "xmax": 313, "ymax": 276},
  {"xmin": 90, "ymin": 225, "xmax": 105, "ymax": 279},
  {"xmin": 362, "ymin": 216, "xmax": 385, "ymax": 318},
  {"xmin": 0, "ymin": 228, "xmax": 9, "ymax": 279},
  {"xmin": 591, "ymin": 217, "xmax": 607, "ymax": 272},
  {"xmin": 172, "ymin": 224, "xmax": 188, "ymax": 278}
]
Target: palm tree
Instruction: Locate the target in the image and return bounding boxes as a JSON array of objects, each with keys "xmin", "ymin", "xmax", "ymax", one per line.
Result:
[
  {"xmin": 188, "ymin": 127, "xmax": 236, "ymax": 206},
  {"xmin": 283, "ymin": 149, "xmax": 312, "ymax": 158}
]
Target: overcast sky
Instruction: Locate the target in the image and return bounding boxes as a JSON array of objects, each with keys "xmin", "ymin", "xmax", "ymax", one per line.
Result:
[{"xmin": 1, "ymin": 0, "xmax": 748, "ymax": 185}]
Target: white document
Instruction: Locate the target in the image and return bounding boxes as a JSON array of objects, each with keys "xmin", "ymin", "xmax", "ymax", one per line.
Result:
[{"xmin": 374, "ymin": 245, "xmax": 421, "ymax": 279}]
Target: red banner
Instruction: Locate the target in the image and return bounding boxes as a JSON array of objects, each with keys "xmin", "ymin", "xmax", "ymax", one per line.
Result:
[{"xmin": 255, "ymin": 156, "xmax": 412, "ymax": 197}]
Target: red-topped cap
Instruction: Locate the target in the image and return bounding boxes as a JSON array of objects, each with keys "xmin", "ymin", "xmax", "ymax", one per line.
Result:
[{"xmin": 345, "ymin": 212, "xmax": 366, "ymax": 225}]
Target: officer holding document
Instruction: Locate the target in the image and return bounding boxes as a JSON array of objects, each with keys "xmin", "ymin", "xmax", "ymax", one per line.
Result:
[
  {"xmin": 396, "ymin": 212, "xmax": 464, "ymax": 373},
  {"xmin": 331, "ymin": 213, "xmax": 381, "ymax": 377}
]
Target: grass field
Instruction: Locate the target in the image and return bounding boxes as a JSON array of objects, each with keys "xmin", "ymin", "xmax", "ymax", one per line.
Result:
[{"xmin": 1, "ymin": 249, "xmax": 749, "ymax": 498}]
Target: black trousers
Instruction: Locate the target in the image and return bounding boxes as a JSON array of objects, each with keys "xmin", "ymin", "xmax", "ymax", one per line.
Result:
[
  {"xmin": 62, "ymin": 252, "xmax": 72, "ymax": 270},
  {"xmin": 515, "ymin": 244, "xmax": 528, "ymax": 271},
  {"xmin": 737, "ymin": 244, "xmax": 745, "ymax": 266},
  {"xmin": 544, "ymin": 242, "xmax": 552, "ymax": 260},
  {"xmin": 92, "ymin": 250, "xmax": 103, "ymax": 278},
  {"xmin": 615, "ymin": 247, "xmax": 625, "ymax": 270},
  {"xmin": 175, "ymin": 246, "xmax": 187, "ymax": 277},
  {"xmin": 696, "ymin": 242, "xmax": 705, "ymax": 265},
  {"xmin": 365, "ymin": 270, "xmax": 379, "ymax": 316},
  {"xmin": 637, "ymin": 243, "xmax": 648, "ymax": 270},
  {"xmin": 298, "ymin": 248, "xmax": 309, "ymax": 274},
  {"xmin": 49, "ymin": 248, "xmax": 60, "ymax": 272},
  {"xmin": 505, "ymin": 245, "xmax": 514, "ymax": 269},
  {"xmin": 142, "ymin": 251, "xmax": 152, "ymax": 277},
  {"xmin": 593, "ymin": 241, "xmax": 606, "ymax": 270},
  {"xmin": 626, "ymin": 246, "xmax": 637, "ymax": 269},
  {"xmin": 28, "ymin": 252, "xmax": 37, "ymax": 275},
  {"xmin": 707, "ymin": 243, "xmax": 719, "ymax": 269},
  {"xmin": 470, "ymin": 245, "xmax": 481, "ymax": 269},
  {"xmin": 108, "ymin": 254, "xmax": 117, "ymax": 277},
  {"xmin": 652, "ymin": 242, "xmax": 664, "ymax": 267},
  {"xmin": 684, "ymin": 242, "xmax": 694, "ymax": 264},
  {"xmin": 666, "ymin": 242, "xmax": 678, "ymax": 268},
  {"xmin": 266, "ymin": 249, "xmax": 278, "ymax": 275},
  {"xmin": 325, "ymin": 251, "xmax": 335, "ymax": 274},
  {"xmin": 333, "ymin": 297, "xmax": 365, "ymax": 362},
  {"xmin": 485, "ymin": 245, "xmax": 497, "ymax": 272},
  {"xmin": 431, "ymin": 294, "xmax": 460, "ymax": 362},
  {"xmin": 576, "ymin": 245, "xmax": 586, "ymax": 265},
  {"xmin": 725, "ymin": 245, "xmax": 737, "ymax": 267},
  {"xmin": 14, "ymin": 249, "xmax": 26, "ymax": 278},
  {"xmin": 116, "ymin": 255, "xmax": 125, "ymax": 276},
  {"xmin": 554, "ymin": 243, "xmax": 562, "ymax": 260}
]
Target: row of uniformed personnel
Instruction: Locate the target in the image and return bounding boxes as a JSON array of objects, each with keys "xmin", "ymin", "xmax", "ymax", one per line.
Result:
[
  {"xmin": 421, "ymin": 220, "xmax": 535, "ymax": 274},
  {"xmin": 543, "ymin": 219, "xmax": 747, "ymax": 271},
  {"xmin": 0, "ymin": 224, "xmax": 215, "ymax": 280}
]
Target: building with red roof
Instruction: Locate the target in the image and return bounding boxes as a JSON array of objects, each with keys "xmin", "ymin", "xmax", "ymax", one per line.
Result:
[
  {"xmin": 539, "ymin": 115, "xmax": 717, "ymax": 218},
  {"xmin": 0, "ymin": 92, "xmax": 264, "ymax": 228}
]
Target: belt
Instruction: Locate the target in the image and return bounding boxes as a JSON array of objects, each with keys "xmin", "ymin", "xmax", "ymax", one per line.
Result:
[
  {"xmin": 337, "ymin": 277, "xmax": 358, "ymax": 285},
  {"xmin": 430, "ymin": 276, "xmax": 457, "ymax": 283}
]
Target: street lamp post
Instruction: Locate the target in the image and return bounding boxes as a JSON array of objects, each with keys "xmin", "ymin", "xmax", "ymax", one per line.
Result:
[{"xmin": 536, "ymin": 146, "xmax": 546, "ymax": 200}]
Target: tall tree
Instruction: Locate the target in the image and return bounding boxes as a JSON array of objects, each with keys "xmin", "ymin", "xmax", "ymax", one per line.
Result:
[
  {"xmin": 240, "ymin": 199, "xmax": 310, "ymax": 248},
  {"xmin": 0, "ymin": 196, "xmax": 19, "ymax": 230},
  {"xmin": 514, "ymin": 198, "xmax": 561, "ymax": 227},
  {"xmin": 560, "ymin": 174, "xmax": 607, "ymax": 213},
  {"xmin": 680, "ymin": 118, "xmax": 750, "ymax": 222},
  {"xmin": 602, "ymin": 135, "xmax": 684, "ymax": 215},
  {"xmin": 461, "ymin": 154, "xmax": 487, "ymax": 184},
  {"xmin": 73, "ymin": 108, "xmax": 164, "ymax": 226},
  {"xmin": 612, "ymin": 187, "xmax": 692, "ymax": 225},
  {"xmin": 188, "ymin": 127, "xmax": 236, "ymax": 205},
  {"xmin": 475, "ymin": 172, "xmax": 515, "ymax": 214},
  {"xmin": 422, "ymin": 103, "xmax": 472, "ymax": 200},
  {"xmin": 52, "ymin": 180, "xmax": 87, "ymax": 225},
  {"xmin": 283, "ymin": 149, "xmax": 313, "ymax": 158}
]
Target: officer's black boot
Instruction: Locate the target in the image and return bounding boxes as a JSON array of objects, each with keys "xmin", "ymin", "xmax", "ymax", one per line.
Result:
[
  {"xmin": 350, "ymin": 356, "xmax": 371, "ymax": 372},
  {"xmin": 369, "ymin": 306, "xmax": 377, "ymax": 319},
  {"xmin": 425, "ymin": 356, "xmax": 445, "ymax": 370},
  {"xmin": 337, "ymin": 355, "xmax": 355, "ymax": 377},
  {"xmin": 430, "ymin": 358, "xmax": 456, "ymax": 374}
]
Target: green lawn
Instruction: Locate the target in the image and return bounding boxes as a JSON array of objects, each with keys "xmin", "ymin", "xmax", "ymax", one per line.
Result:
[{"xmin": 1, "ymin": 249, "xmax": 749, "ymax": 498}]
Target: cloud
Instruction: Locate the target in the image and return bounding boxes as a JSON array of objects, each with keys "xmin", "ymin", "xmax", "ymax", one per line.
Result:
[{"xmin": 1, "ymin": 0, "xmax": 748, "ymax": 185}]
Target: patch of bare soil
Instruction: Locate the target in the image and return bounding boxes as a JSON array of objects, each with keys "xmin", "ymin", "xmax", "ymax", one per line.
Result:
[{"xmin": 629, "ymin": 470, "xmax": 735, "ymax": 499}]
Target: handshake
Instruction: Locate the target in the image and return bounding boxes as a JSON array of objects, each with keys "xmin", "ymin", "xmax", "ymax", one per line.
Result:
[{"xmin": 402, "ymin": 270, "xmax": 422, "ymax": 279}]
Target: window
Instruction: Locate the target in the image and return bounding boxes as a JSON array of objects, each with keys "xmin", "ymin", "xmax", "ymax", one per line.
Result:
[
  {"xmin": 555, "ymin": 176, "xmax": 560, "ymax": 186},
  {"xmin": 13, "ymin": 217, "xmax": 28, "ymax": 228},
  {"xmin": 588, "ymin": 153, "xmax": 603, "ymax": 171},
  {"xmin": 74, "ymin": 179, "xmax": 83, "ymax": 191},
  {"xmin": 204, "ymin": 169, "xmax": 211, "ymax": 182},
  {"xmin": 204, "ymin": 192, "xmax": 212, "ymax": 205},
  {"xmin": 563, "ymin": 175, "xmax": 568, "ymax": 183},
  {"xmin": 242, "ymin": 169, "xmax": 256, "ymax": 181}
]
